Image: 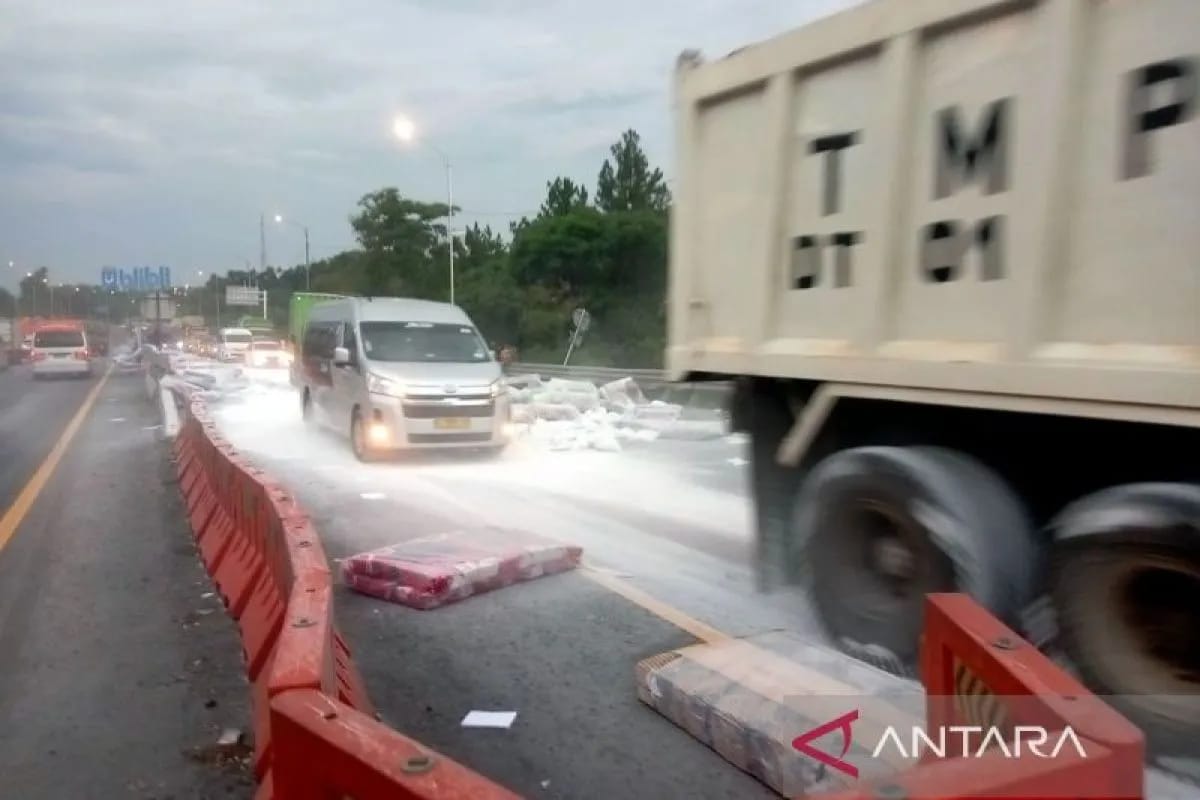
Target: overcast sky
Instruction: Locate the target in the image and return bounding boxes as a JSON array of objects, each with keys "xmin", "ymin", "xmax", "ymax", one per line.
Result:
[{"xmin": 1, "ymin": 0, "xmax": 858, "ymax": 286}]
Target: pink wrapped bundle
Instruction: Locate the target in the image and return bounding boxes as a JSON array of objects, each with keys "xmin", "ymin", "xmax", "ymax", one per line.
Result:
[{"xmin": 340, "ymin": 527, "xmax": 583, "ymax": 609}]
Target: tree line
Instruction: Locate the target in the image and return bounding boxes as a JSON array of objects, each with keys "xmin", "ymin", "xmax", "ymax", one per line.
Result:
[
  {"xmin": 213, "ymin": 128, "xmax": 671, "ymax": 367},
  {"xmin": 4, "ymin": 129, "xmax": 672, "ymax": 368}
]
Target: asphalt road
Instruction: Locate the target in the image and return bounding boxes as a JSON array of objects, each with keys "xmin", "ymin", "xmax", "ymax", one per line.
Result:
[
  {"xmin": 0, "ymin": 364, "xmax": 98, "ymax": 517},
  {"xmin": 204, "ymin": 372, "xmax": 815, "ymax": 799},
  {"xmin": 0, "ymin": 365, "xmax": 254, "ymax": 799}
]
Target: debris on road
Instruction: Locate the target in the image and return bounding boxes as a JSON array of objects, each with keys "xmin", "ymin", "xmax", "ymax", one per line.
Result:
[
  {"xmin": 502, "ymin": 374, "xmax": 701, "ymax": 452},
  {"xmin": 635, "ymin": 631, "xmax": 920, "ymax": 798},
  {"xmin": 461, "ymin": 710, "xmax": 518, "ymax": 729},
  {"xmin": 341, "ymin": 527, "xmax": 583, "ymax": 610},
  {"xmin": 184, "ymin": 727, "xmax": 253, "ymax": 767}
]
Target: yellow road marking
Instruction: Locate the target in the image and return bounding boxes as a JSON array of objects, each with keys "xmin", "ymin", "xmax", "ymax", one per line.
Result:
[
  {"xmin": 581, "ymin": 566, "xmax": 732, "ymax": 644},
  {"xmin": 0, "ymin": 365, "xmax": 113, "ymax": 552}
]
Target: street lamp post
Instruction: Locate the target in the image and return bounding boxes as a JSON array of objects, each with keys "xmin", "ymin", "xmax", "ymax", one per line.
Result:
[
  {"xmin": 5, "ymin": 261, "xmax": 16, "ymax": 319},
  {"xmin": 392, "ymin": 115, "xmax": 456, "ymax": 305},
  {"xmin": 274, "ymin": 214, "xmax": 311, "ymax": 290}
]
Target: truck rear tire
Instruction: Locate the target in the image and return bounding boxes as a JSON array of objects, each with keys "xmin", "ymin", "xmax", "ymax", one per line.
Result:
[
  {"xmin": 793, "ymin": 446, "xmax": 1038, "ymax": 671},
  {"xmin": 1051, "ymin": 484, "xmax": 1200, "ymax": 758}
]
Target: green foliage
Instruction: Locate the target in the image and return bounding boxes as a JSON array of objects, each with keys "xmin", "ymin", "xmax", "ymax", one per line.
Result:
[
  {"xmin": 538, "ymin": 177, "xmax": 590, "ymax": 218},
  {"xmin": 594, "ymin": 129, "xmax": 671, "ymax": 213},
  {"xmin": 190, "ymin": 128, "xmax": 672, "ymax": 366},
  {"xmin": 0, "ymin": 287, "xmax": 15, "ymax": 319}
]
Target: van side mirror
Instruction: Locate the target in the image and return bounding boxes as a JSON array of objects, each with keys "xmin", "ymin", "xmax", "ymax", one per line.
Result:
[{"xmin": 333, "ymin": 346, "xmax": 351, "ymax": 365}]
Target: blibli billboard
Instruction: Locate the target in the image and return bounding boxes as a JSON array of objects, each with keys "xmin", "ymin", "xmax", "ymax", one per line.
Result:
[{"xmin": 101, "ymin": 266, "xmax": 172, "ymax": 292}]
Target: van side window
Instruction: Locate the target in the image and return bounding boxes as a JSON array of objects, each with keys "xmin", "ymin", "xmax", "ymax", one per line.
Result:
[
  {"xmin": 303, "ymin": 322, "xmax": 336, "ymax": 359},
  {"xmin": 342, "ymin": 323, "xmax": 358, "ymax": 362}
]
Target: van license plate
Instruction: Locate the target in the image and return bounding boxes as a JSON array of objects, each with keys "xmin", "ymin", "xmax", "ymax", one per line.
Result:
[{"xmin": 434, "ymin": 418, "xmax": 469, "ymax": 430}]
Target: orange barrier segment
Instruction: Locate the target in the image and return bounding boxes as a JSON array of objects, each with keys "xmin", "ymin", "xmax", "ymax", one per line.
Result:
[
  {"xmin": 166, "ymin": 388, "xmax": 522, "ymax": 799},
  {"xmin": 269, "ymin": 689, "xmax": 523, "ymax": 800},
  {"xmin": 815, "ymin": 593, "xmax": 1145, "ymax": 800}
]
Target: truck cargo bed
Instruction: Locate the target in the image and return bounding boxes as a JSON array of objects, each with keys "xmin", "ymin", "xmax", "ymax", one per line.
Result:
[{"xmin": 667, "ymin": 0, "xmax": 1199, "ymax": 409}]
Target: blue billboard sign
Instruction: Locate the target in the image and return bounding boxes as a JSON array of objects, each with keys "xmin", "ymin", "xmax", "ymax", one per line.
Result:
[{"xmin": 101, "ymin": 266, "xmax": 172, "ymax": 292}]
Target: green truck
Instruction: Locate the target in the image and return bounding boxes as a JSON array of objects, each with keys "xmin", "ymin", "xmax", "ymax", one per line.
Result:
[
  {"xmin": 287, "ymin": 292, "xmax": 344, "ymax": 387},
  {"xmin": 287, "ymin": 292, "xmax": 344, "ymax": 348}
]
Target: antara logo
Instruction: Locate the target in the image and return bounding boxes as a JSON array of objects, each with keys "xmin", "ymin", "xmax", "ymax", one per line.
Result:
[{"xmin": 792, "ymin": 710, "xmax": 1089, "ymax": 779}]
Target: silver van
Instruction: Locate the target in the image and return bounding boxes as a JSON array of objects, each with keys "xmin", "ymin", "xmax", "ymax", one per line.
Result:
[{"xmin": 297, "ymin": 297, "xmax": 510, "ymax": 460}]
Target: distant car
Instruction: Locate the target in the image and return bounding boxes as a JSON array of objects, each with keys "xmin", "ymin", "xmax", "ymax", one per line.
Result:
[
  {"xmin": 246, "ymin": 339, "xmax": 290, "ymax": 369},
  {"xmin": 31, "ymin": 326, "xmax": 92, "ymax": 380},
  {"xmin": 217, "ymin": 327, "xmax": 253, "ymax": 362}
]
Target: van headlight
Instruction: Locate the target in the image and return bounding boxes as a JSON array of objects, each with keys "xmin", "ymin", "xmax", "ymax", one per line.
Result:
[{"xmin": 368, "ymin": 372, "xmax": 405, "ymax": 397}]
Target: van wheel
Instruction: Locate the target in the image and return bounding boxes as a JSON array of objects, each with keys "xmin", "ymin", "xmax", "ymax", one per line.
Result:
[
  {"xmin": 793, "ymin": 446, "xmax": 1038, "ymax": 672},
  {"xmin": 351, "ymin": 411, "xmax": 378, "ymax": 463}
]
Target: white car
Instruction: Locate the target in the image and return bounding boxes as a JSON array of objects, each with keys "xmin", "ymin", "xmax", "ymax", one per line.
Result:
[
  {"xmin": 246, "ymin": 338, "xmax": 291, "ymax": 369},
  {"xmin": 31, "ymin": 326, "xmax": 92, "ymax": 380}
]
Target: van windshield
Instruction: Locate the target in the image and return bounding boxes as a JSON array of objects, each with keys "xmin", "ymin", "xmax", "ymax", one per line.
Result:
[
  {"xmin": 223, "ymin": 332, "xmax": 252, "ymax": 343},
  {"xmin": 360, "ymin": 322, "xmax": 490, "ymax": 364}
]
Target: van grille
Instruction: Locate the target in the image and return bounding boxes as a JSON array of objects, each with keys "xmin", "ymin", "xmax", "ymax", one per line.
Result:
[
  {"xmin": 402, "ymin": 402, "xmax": 494, "ymax": 419},
  {"xmin": 407, "ymin": 432, "xmax": 493, "ymax": 444}
]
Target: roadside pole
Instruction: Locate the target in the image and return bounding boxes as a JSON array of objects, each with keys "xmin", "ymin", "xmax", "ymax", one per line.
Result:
[{"xmin": 154, "ymin": 290, "xmax": 163, "ymax": 348}]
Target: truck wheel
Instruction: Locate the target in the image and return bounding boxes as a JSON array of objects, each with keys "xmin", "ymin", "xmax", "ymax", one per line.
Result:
[
  {"xmin": 793, "ymin": 446, "xmax": 1038, "ymax": 671},
  {"xmin": 1051, "ymin": 484, "xmax": 1200, "ymax": 757}
]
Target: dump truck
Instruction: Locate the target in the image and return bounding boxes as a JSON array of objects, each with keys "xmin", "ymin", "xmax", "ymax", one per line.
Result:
[{"xmin": 668, "ymin": 0, "xmax": 1198, "ymax": 756}]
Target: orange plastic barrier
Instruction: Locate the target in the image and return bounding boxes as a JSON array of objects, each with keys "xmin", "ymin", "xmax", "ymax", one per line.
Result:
[
  {"xmin": 816, "ymin": 593, "xmax": 1145, "ymax": 800},
  {"xmin": 267, "ymin": 690, "xmax": 521, "ymax": 800},
  {"xmin": 170, "ymin": 394, "xmax": 519, "ymax": 799}
]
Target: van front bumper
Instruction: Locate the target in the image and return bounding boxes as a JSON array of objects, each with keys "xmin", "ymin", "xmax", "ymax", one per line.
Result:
[{"xmin": 367, "ymin": 391, "xmax": 511, "ymax": 449}]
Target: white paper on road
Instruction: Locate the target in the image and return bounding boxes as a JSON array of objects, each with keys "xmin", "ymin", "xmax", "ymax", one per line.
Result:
[
  {"xmin": 360, "ymin": 492, "xmax": 387, "ymax": 500},
  {"xmin": 461, "ymin": 710, "xmax": 518, "ymax": 729}
]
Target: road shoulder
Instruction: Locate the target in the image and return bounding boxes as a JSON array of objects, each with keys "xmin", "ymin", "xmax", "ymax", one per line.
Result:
[{"xmin": 0, "ymin": 373, "xmax": 254, "ymax": 799}]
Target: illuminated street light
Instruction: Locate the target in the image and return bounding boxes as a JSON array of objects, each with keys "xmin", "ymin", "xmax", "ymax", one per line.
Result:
[
  {"xmin": 392, "ymin": 116, "xmax": 416, "ymax": 143},
  {"xmin": 391, "ymin": 114, "xmax": 456, "ymax": 305}
]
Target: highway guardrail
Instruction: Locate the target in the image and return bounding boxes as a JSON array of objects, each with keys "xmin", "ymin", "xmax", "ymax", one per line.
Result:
[
  {"xmin": 508, "ymin": 362, "xmax": 666, "ymax": 385},
  {"xmin": 507, "ymin": 362, "xmax": 732, "ymax": 409}
]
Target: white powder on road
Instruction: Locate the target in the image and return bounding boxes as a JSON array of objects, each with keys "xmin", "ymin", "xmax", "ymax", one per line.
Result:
[{"xmin": 194, "ymin": 367, "xmax": 817, "ymax": 642}]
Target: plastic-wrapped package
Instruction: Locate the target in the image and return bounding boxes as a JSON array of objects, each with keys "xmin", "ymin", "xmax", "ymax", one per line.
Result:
[
  {"xmin": 526, "ymin": 402, "xmax": 581, "ymax": 421},
  {"xmin": 341, "ymin": 528, "xmax": 583, "ymax": 610},
  {"xmin": 598, "ymin": 377, "xmax": 648, "ymax": 410},
  {"xmin": 533, "ymin": 378, "xmax": 601, "ymax": 412},
  {"xmin": 636, "ymin": 631, "xmax": 920, "ymax": 797}
]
